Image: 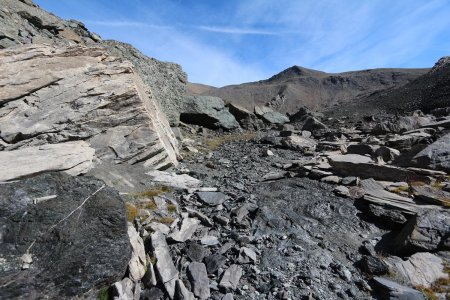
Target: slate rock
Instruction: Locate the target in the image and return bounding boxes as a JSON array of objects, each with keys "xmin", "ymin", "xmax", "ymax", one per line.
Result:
[
  {"xmin": 219, "ymin": 265, "xmax": 243, "ymax": 291},
  {"xmin": 204, "ymin": 254, "xmax": 227, "ymax": 274},
  {"xmin": 0, "ymin": 172, "xmax": 131, "ymax": 299},
  {"xmin": 185, "ymin": 243, "xmax": 207, "ymax": 262},
  {"xmin": 168, "ymin": 217, "xmax": 200, "ymax": 243},
  {"xmin": 196, "ymin": 191, "xmax": 228, "ymax": 206},
  {"xmin": 146, "ymin": 171, "xmax": 201, "ymax": 190},
  {"xmin": 174, "ymin": 279, "xmax": 195, "ymax": 300},
  {"xmin": 372, "ymin": 277, "xmax": 425, "ymax": 300},
  {"xmin": 127, "ymin": 224, "xmax": 147, "ymax": 281},
  {"xmin": 187, "ymin": 262, "xmax": 210, "ymax": 300},
  {"xmin": 359, "ymin": 256, "xmax": 389, "ymax": 275}
]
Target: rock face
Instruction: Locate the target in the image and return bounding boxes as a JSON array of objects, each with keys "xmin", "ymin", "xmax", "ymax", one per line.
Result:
[
  {"xmin": 0, "ymin": 141, "xmax": 94, "ymax": 181},
  {"xmin": 372, "ymin": 277, "xmax": 425, "ymax": 300},
  {"xmin": 103, "ymin": 40, "xmax": 187, "ymax": 125},
  {"xmin": 180, "ymin": 95, "xmax": 240, "ymax": 130},
  {"xmin": 0, "ymin": 0, "xmax": 188, "ymax": 125},
  {"xmin": 411, "ymin": 133, "xmax": 450, "ymax": 172},
  {"xmin": 0, "ymin": 44, "xmax": 179, "ymax": 171},
  {"xmin": 0, "ymin": 172, "xmax": 131, "ymax": 299}
]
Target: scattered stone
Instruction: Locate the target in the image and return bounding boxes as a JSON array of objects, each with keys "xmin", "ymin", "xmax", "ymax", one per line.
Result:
[
  {"xmin": 151, "ymin": 231, "xmax": 179, "ymax": 299},
  {"xmin": 187, "ymin": 262, "xmax": 210, "ymax": 300},
  {"xmin": 168, "ymin": 218, "xmax": 201, "ymax": 243},
  {"xmin": 185, "ymin": 243, "xmax": 207, "ymax": 262},
  {"xmin": 196, "ymin": 191, "xmax": 228, "ymax": 206},
  {"xmin": 201, "ymin": 235, "xmax": 220, "ymax": 246},
  {"xmin": 204, "ymin": 254, "xmax": 227, "ymax": 274},
  {"xmin": 411, "ymin": 132, "xmax": 450, "ymax": 172},
  {"xmin": 358, "ymin": 256, "xmax": 389, "ymax": 275},
  {"xmin": 219, "ymin": 265, "xmax": 243, "ymax": 291},
  {"xmin": 146, "ymin": 171, "xmax": 201, "ymax": 190},
  {"xmin": 175, "ymin": 279, "xmax": 195, "ymax": 300},
  {"xmin": 411, "ymin": 185, "xmax": 450, "ymax": 206},
  {"xmin": 321, "ymin": 175, "xmax": 341, "ymax": 184},
  {"xmin": 112, "ymin": 277, "xmax": 137, "ymax": 300},
  {"xmin": 281, "ymin": 135, "xmax": 317, "ymax": 151},
  {"xmin": 372, "ymin": 277, "xmax": 425, "ymax": 300},
  {"xmin": 238, "ymin": 247, "xmax": 258, "ymax": 264},
  {"xmin": 142, "ymin": 263, "xmax": 158, "ymax": 288},
  {"xmin": 333, "ymin": 186, "xmax": 350, "ymax": 197},
  {"xmin": 128, "ymin": 224, "xmax": 147, "ymax": 282}
]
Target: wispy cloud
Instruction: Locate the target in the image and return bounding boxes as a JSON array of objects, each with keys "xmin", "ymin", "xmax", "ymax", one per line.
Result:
[{"xmin": 194, "ymin": 25, "xmax": 279, "ymax": 35}]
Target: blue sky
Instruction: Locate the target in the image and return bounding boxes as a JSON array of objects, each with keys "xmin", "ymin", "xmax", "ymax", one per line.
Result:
[{"xmin": 35, "ymin": 0, "xmax": 450, "ymax": 87}]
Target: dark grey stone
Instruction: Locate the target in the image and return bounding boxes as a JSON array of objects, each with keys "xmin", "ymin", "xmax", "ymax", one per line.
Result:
[
  {"xmin": 196, "ymin": 191, "xmax": 228, "ymax": 206},
  {"xmin": 0, "ymin": 173, "xmax": 131, "ymax": 299}
]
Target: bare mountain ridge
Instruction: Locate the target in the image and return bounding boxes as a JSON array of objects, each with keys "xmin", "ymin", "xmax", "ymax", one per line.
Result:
[{"xmin": 190, "ymin": 65, "xmax": 429, "ymax": 114}]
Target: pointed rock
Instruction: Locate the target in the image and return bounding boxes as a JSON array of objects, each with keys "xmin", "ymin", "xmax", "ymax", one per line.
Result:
[
  {"xmin": 187, "ymin": 262, "xmax": 210, "ymax": 300},
  {"xmin": 168, "ymin": 218, "xmax": 200, "ymax": 243},
  {"xmin": 127, "ymin": 224, "xmax": 147, "ymax": 282}
]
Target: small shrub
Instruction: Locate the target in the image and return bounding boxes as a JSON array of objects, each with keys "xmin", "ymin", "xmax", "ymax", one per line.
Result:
[
  {"xmin": 98, "ymin": 287, "xmax": 110, "ymax": 300},
  {"xmin": 167, "ymin": 204, "xmax": 177, "ymax": 213},
  {"xmin": 205, "ymin": 132, "xmax": 256, "ymax": 151},
  {"xmin": 134, "ymin": 186, "xmax": 171, "ymax": 199},
  {"xmin": 157, "ymin": 216, "xmax": 175, "ymax": 224}
]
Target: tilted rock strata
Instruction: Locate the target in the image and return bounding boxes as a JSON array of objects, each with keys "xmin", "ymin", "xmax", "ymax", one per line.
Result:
[{"xmin": 0, "ymin": 44, "xmax": 179, "ymax": 170}]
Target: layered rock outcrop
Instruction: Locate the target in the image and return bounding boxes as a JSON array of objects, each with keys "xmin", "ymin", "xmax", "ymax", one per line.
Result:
[{"xmin": 0, "ymin": 44, "xmax": 179, "ymax": 178}]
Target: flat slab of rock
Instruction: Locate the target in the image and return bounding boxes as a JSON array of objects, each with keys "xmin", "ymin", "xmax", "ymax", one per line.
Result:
[
  {"xmin": 127, "ymin": 224, "xmax": 147, "ymax": 281},
  {"xmin": 146, "ymin": 170, "xmax": 201, "ymax": 190},
  {"xmin": 0, "ymin": 141, "xmax": 94, "ymax": 181},
  {"xmin": 372, "ymin": 277, "xmax": 425, "ymax": 300},
  {"xmin": 187, "ymin": 262, "xmax": 210, "ymax": 300},
  {"xmin": 168, "ymin": 217, "xmax": 200, "ymax": 243},
  {"xmin": 196, "ymin": 191, "xmax": 227, "ymax": 206},
  {"xmin": 329, "ymin": 154, "xmax": 423, "ymax": 182},
  {"xmin": 219, "ymin": 265, "xmax": 242, "ymax": 291},
  {"xmin": 386, "ymin": 253, "xmax": 448, "ymax": 287},
  {"xmin": 0, "ymin": 173, "xmax": 131, "ymax": 299},
  {"xmin": 411, "ymin": 185, "xmax": 450, "ymax": 206},
  {"xmin": 151, "ymin": 231, "xmax": 179, "ymax": 299}
]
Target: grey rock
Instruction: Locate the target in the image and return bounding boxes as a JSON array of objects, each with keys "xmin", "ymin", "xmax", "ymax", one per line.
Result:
[
  {"xmin": 386, "ymin": 253, "xmax": 447, "ymax": 288},
  {"xmin": 333, "ymin": 185, "xmax": 350, "ymax": 197},
  {"xmin": 142, "ymin": 263, "xmax": 158, "ymax": 288},
  {"xmin": 222, "ymin": 293, "xmax": 234, "ymax": 300},
  {"xmin": 140, "ymin": 287, "xmax": 165, "ymax": 300},
  {"xmin": 185, "ymin": 242, "xmax": 207, "ymax": 262},
  {"xmin": 411, "ymin": 132, "xmax": 450, "ymax": 172},
  {"xmin": 302, "ymin": 116, "xmax": 328, "ymax": 132},
  {"xmin": 0, "ymin": 45, "xmax": 179, "ymax": 170},
  {"xmin": 374, "ymin": 146, "xmax": 400, "ymax": 162},
  {"xmin": 201, "ymin": 235, "xmax": 220, "ymax": 246},
  {"xmin": 386, "ymin": 132, "xmax": 432, "ymax": 151},
  {"xmin": 281, "ymin": 135, "xmax": 317, "ymax": 151},
  {"xmin": 146, "ymin": 171, "xmax": 201, "ymax": 190},
  {"xmin": 168, "ymin": 218, "xmax": 200, "ymax": 243},
  {"xmin": 196, "ymin": 191, "xmax": 228, "ymax": 206},
  {"xmin": 227, "ymin": 103, "xmax": 261, "ymax": 130},
  {"xmin": 347, "ymin": 144, "xmax": 378, "ymax": 156},
  {"xmin": 393, "ymin": 209, "xmax": 450, "ymax": 254},
  {"xmin": 219, "ymin": 265, "xmax": 243, "ymax": 291},
  {"xmin": 112, "ymin": 277, "xmax": 138, "ymax": 300},
  {"xmin": 359, "ymin": 256, "xmax": 389, "ymax": 275},
  {"xmin": 259, "ymin": 111, "xmax": 290, "ymax": 125},
  {"xmin": 372, "ymin": 277, "xmax": 425, "ymax": 300},
  {"xmin": 328, "ymin": 154, "xmax": 423, "ymax": 182},
  {"xmin": 185, "ymin": 208, "xmax": 214, "ymax": 227},
  {"xmin": 187, "ymin": 262, "xmax": 210, "ymax": 300},
  {"xmin": 151, "ymin": 231, "xmax": 179, "ymax": 299},
  {"xmin": 174, "ymin": 279, "xmax": 195, "ymax": 300},
  {"xmin": 411, "ymin": 185, "xmax": 450, "ymax": 206},
  {"xmin": 204, "ymin": 254, "xmax": 227, "ymax": 274},
  {"xmin": 372, "ymin": 116, "xmax": 432, "ymax": 134},
  {"xmin": 103, "ymin": 40, "xmax": 187, "ymax": 126},
  {"xmin": 127, "ymin": 224, "xmax": 147, "ymax": 282},
  {"xmin": 180, "ymin": 96, "xmax": 239, "ymax": 130},
  {"xmin": 0, "ymin": 173, "xmax": 131, "ymax": 299},
  {"xmin": 0, "ymin": 141, "xmax": 94, "ymax": 182},
  {"xmin": 238, "ymin": 247, "xmax": 258, "ymax": 264}
]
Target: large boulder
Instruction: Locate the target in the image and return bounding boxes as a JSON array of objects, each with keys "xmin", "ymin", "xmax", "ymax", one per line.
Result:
[
  {"xmin": 180, "ymin": 96, "xmax": 240, "ymax": 130},
  {"xmin": 227, "ymin": 103, "xmax": 263, "ymax": 130},
  {"xmin": 372, "ymin": 116, "xmax": 432, "ymax": 134},
  {"xmin": 0, "ymin": 172, "xmax": 131, "ymax": 299},
  {"xmin": 410, "ymin": 133, "xmax": 450, "ymax": 172},
  {"xmin": 372, "ymin": 277, "xmax": 425, "ymax": 300},
  {"xmin": 254, "ymin": 105, "xmax": 289, "ymax": 125},
  {"xmin": 0, "ymin": 44, "xmax": 179, "ymax": 171}
]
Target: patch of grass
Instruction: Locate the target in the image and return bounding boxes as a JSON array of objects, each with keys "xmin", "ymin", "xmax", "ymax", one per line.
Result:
[
  {"xmin": 167, "ymin": 204, "xmax": 177, "ymax": 213},
  {"xmin": 98, "ymin": 287, "xmax": 110, "ymax": 300},
  {"xmin": 415, "ymin": 286, "xmax": 439, "ymax": 300},
  {"xmin": 140, "ymin": 199, "xmax": 158, "ymax": 210},
  {"xmin": 392, "ymin": 185, "xmax": 410, "ymax": 194},
  {"xmin": 125, "ymin": 202, "xmax": 139, "ymax": 222},
  {"xmin": 205, "ymin": 132, "xmax": 256, "ymax": 151},
  {"xmin": 149, "ymin": 255, "xmax": 157, "ymax": 266},
  {"xmin": 134, "ymin": 186, "xmax": 171, "ymax": 199},
  {"xmin": 415, "ymin": 264, "xmax": 450, "ymax": 298},
  {"xmin": 409, "ymin": 181, "xmax": 426, "ymax": 187},
  {"xmin": 157, "ymin": 216, "xmax": 175, "ymax": 225}
]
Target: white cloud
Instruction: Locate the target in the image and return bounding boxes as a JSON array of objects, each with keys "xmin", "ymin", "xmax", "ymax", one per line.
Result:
[{"xmin": 194, "ymin": 25, "xmax": 279, "ymax": 36}]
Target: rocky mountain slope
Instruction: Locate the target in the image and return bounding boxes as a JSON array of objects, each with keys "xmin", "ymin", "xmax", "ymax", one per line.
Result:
[
  {"xmin": 0, "ymin": 0, "xmax": 187, "ymax": 125},
  {"xmin": 194, "ymin": 66, "xmax": 428, "ymax": 114},
  {"xmin": 0, "ymin": 1, "xmax": 449, "ymax": 300}
]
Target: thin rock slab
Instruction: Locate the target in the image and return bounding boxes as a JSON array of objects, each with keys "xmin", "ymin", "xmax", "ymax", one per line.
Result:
[
  {"xmin": 196, "ymin": 191, "xmax": 228, "ymax": 206},
  {"xmin": 127, "ymin": 224, "xmax": 147, "ymax": 281},
  {"xmin": 372, "ymin": 277, "xmax": 425, "ymax": 300},
  {"xmin": 187, "ymin": 262, "xmax": 210, "ymax": 300},
  {"xmin": 151, "ymin": 231, "xmax": 179, "ymax": 299},
  {"xmin": 174, "ymin": 279, "xmax": 195, "ymax": 300},
  {"xmin": 219, "ymin": 265, "xmax": 243, "ymax": 292},
  {"xmin": 0, "ymin": 141, "xmax": 94, "ymax": 182},
  {"xmin": 168, "ymin": 217, "xmax": 200, "ymax": 243},
  {"xmin": 146, "ymin": 171, "xmax": 201, "ymax": 190},
  {"xmin": 0, "ymin": 173, "xmax": 131, "ymax": 299}
]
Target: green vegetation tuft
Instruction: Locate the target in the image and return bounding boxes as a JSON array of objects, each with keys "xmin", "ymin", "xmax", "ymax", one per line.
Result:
[{"xmin": 98, "ymin": 287, "xmax": 110, "ymax": 300}]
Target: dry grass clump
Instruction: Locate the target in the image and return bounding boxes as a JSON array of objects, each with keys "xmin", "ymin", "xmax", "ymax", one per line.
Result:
[
  {"xmin": 205, "ymin": 132, "xmax": 256, "ymax": 151},
  {"xmin": 125, "ymin": 202, "xmax": 139, "ymax": 222},
  {"xmin": 134, "ymin": 186, "xmax": 171, "ymax": 199}
]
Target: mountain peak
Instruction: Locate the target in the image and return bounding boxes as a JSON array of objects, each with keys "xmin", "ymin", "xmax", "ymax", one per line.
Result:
[{"xmin": 267, "ymin": 65, "xmax": 326, "ymax": 81}]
